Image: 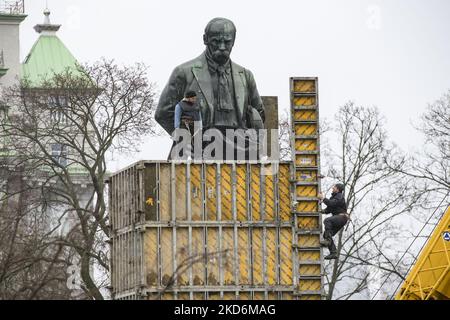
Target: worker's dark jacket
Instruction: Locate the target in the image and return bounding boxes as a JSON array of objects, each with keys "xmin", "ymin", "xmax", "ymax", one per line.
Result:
[
  {"xmin": 323, "ymin": 192, "xmax": 347, "ymax": 215},
  {"xmin": 174, "ymin": 100, "xmax": 202, "ymax": 129}
]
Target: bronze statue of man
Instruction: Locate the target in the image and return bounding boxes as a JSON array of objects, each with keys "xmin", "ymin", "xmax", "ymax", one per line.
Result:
[{"xmin": 155, "ymin": 17, "xmax": 265, "ymax": 146}]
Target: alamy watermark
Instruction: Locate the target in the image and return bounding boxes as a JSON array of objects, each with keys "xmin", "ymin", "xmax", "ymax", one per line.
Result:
[
  {"xmin": 366, "ymin": 4, "xmax": 382, "ymax": 31},
  {"xmin": 170, "ymin": 125, "xmax": 280, "ymax": 160}
]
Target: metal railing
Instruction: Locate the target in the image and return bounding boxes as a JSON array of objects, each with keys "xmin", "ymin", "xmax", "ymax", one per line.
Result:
[{"xmin": 0, "ymin": 0, "xmax": 24, "ymax": 14}]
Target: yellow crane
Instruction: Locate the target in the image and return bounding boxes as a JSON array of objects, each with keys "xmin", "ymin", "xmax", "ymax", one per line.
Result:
[{"xmin": 395, "ymin": 205, "xmax": 450, "ymax": 300}]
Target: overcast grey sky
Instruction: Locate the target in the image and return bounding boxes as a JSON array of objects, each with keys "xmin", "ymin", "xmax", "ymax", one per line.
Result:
[{"xmin": 19, "ymin": 0, "xmax": 450, "ymax": 170}]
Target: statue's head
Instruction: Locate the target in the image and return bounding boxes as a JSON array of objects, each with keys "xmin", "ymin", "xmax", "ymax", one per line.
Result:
[{"xmin": 203, "ymin": 18, "xmax": 236, "ymax": 65}]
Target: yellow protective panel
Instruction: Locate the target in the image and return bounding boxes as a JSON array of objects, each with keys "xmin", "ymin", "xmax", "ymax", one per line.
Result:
[
  {"xmin": 221, "ymin": 164, "xmax": 233, "ymax": 220},
  {"xmin": 190, "ymin": 164, "xmax": 203, "ymax": 221},
  {"xmin": 280, "ymin": 228, "xmax": 293, "ymax": 285},
  {"xmin": 268, "ymin": 292, "xmax": 278, "ymax": 300},
  {"xmin": 264, "ymin": 169, "xmax": 276, "ymax": 221},
  {"xmin": 296, "ymin": 185, "xmax": 318, "ymax": 198},
  {"xmin": 194, "ymin": 293, "xmax": 205, "ymax": 300},
  {"xmin": 278, "ymin": 164, "xmax": 291, "ymax": 221},
  {"xmin": 252, "ymin": 228, "xmax": 264, "ymax": 285},
  {"xmin": 160, "ymin": 228, "xmax": 173, "ymax": 286},
  {"xmin": 161, "ymin": 293, "xmax": 174, "ymax": 300},
  {"xmin": 267, "ymin": 228, "xmax": 277, "ymax": 285},
  {"xmin": 299, "ymin": 265, "xmax": 321, "ymax": 277},
  {"xmin": 223, "ymin": 228, "xmax": 235, "ymax": 285},
  {"xmin": 298, "ymin": 279, "xmax": 321, "ymax": 291},
  {"xmin": 299, "ymin": 295, "xmax": 321, "ymax": 300},
  {"xmin": 176, "ymin": 228, "xmax": 189, "ymax": 285},
  {"xmin": 294, "ymin": 123, "xmax": 317, "ymax": 136},
  {"xmin": 298, "ymin": 235, "xmax": 320, "ymax": 247},
  {"xmin": 253, "ymin": 292, "xmax": 265, "ymax": 300},
  {"xmin": 223, "ymin": 292, "xmax": 236, "ymax": 300},
  {"xmin": 236, "ymin": 164, "xmax": 248, "ymax": 221},
  {"xmin": 144, "ymin": 229, "xmax": 158, "ymax": 286},
  {"xmin": 159, "ymin": 164, "xmax": 171, "ymax": 221},
  {"xmin": 295, "ymin": 155, "xmax": 317, "ymax": 167},
  {"xmin": 208, "ymin": 293, "xmax": 221, "ymax": 300},
  {"xmin": 296, "ymin": 170, "xmax": 318, "ymax": 182},
  {"xmin": 293, "ymin": 80, "xmax": 316, "ymax": 92},
  {"xmin": 293, "ymin": 96, "xmax": 316, "ymax": 107},
  {"xmin": 298, "ymin": 216, "xmax": 320, "ymax": 230},
  {"xmin": 282, "ymin": 293, "xmax": 295, "ymax": 300},
  {"xmin": 175, "ymin": 165, "xmax": 187, "ymax": 220},
  {"xmin": 238, "ymin": 228, "xmax": 251, "ymax": 285},
  {"xmin": 295, "ymin": 139, "xmax": 317, "ymax": 151},
  {"xmin": 297, "ymin": 201, "xmax": 318, "ymax": 212},
  {"xmin": 251, "ymin": 165, "xmax": 261, "ymax": 221},
  {"xmin": 206, "ymin": 165, "xmax": 217, "ymax": 220},
  {"xmin": 238, "ymin": 292, "xmax": 251, "ymax": 300},
  {"xmin": 294, "ymin": 110, "xmax": 317, "ymax": 121},
  {"xmin": 192, "ymin": 228, "xmax": 205, "ymax": 285},
  {"xmin": 298, "ymin": 250, "xmax": 320, "ymax": 262},
  {"xmin": 206, "ymin": 228, "xmax": 220, "ymax": 285},
  {"xmin": 177, "ymin": 293, "xmax": 190, "ymax": 300}
]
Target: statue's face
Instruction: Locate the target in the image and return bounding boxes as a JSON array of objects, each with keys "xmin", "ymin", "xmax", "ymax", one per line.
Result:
[{"xmin": 204, "ymin": 22, "xmax": 235, "ymax": 65}]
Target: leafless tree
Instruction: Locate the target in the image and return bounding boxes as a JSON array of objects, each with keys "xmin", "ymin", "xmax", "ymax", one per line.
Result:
[
  {"xmin": 0, "ymin": 161, "xmax": 75, "ymax": 299},
  {"xmin": 388, "ymin": 90, "xmax": 449, "ymax": 207},
  {"xmin": 278, "ymin": 110, "xmax": 291, "ymax": 161},
  {"xmin": 0, "ymin": 59, "xmax": 157, "ymax": 299},
  {"xmin": 156, "ymin": 248, "xmax": 229, "ymax": 299},
  {"xmin": 365, "ymin": 90, "xmax": 450, "ymax": 300},
  {"xmin": 321, "ymin": 102, "xmax": 422, "ymax": 300},
  {"xmin": 278, "ymin": 109, "xmax": 330, "ymax": 162}
]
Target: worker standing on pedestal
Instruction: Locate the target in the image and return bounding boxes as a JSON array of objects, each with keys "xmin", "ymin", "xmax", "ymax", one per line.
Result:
[
  {"xmin": 170, "ymin": 91, "xmax": 202, "ymax": 160},
  {"xmin": 318, "ymin": 183, "xmax": 349, "ymax": 260}
]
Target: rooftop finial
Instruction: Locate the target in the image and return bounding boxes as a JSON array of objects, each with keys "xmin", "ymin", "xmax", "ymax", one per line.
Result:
[
  {"xmin": 43, "ymin": 8, "xmax": 51, "ymax": 24},
  {"xmin": 34, "ymin": 4, "xmax": 61, "ymax": 35}
]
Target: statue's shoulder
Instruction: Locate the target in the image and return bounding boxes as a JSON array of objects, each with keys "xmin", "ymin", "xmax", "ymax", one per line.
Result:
[
  {"xmin": 231, "ymin": 61, "xmax": 246, "ymax": 73},
  {"xmin": 173, "ymin": 53, "xmax": 206, "ymax": 74},
  {"xmin": 231, "ymin": 61, "xmax": 255, "ymax": 80}
]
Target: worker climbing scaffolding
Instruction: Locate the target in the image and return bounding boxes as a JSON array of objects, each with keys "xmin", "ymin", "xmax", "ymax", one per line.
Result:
[{"xmin": 318, "ymin": 183, "xmax": 349, "ymax": 260}]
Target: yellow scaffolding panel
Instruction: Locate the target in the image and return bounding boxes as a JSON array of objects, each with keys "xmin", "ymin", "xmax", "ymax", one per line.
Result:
[
  {"xmin": 290, "ymin": 77, "xmax": 323, "ymax": 300},
  {"xmin": 395, "ymin": 205, "xmax": 450, "ymax": 300}
]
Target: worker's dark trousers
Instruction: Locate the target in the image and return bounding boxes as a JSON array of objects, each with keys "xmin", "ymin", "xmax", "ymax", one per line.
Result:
[{"xmin": 323, "ymin": 215, "xmax": 348, "ymax": 254}]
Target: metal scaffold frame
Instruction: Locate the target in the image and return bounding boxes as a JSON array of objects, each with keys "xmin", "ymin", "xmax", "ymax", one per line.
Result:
[
  {"xmin": 289, "ymin": 77, "xmax": 324, "ymax": 299},
  {"xmin": 109, "ymin": 161, "xmax": 297, "ymax": 300}
]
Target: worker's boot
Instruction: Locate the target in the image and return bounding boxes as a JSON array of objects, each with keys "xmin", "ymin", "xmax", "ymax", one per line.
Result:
[
  {"xmin": 324, "ymin": 252, "xmax": 338, "ymax": 260},
  {"xmin": 321, "ymin": 230, "xmax": 332, "ymax": 247}
]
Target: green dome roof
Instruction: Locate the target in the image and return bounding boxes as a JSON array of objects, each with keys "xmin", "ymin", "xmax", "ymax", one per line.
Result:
[
  {"xmin": 21, "ymin": 10, "xmax": 82, "ymax": 87},
  {"xmin": 22, "ymin": 35, "xmax": 81, "ymax": 87}
]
